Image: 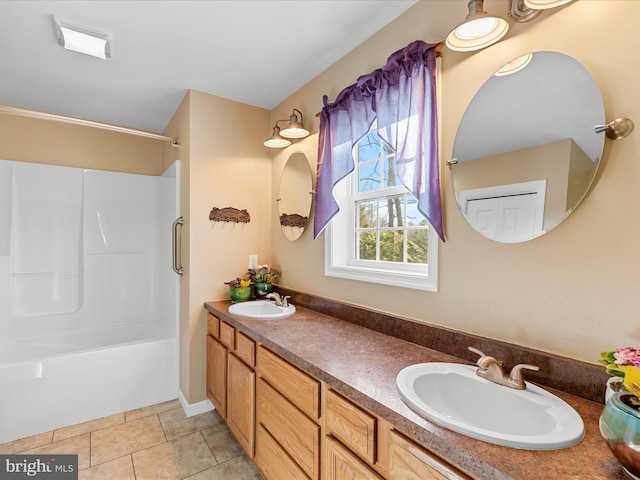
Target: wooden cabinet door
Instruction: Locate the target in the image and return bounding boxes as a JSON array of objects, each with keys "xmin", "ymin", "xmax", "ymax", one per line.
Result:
[
  {"xmin": 256, "ymin": 424, "xmax": 309, "ymax": 480},
  {"xmin": 219, "ymin": 320, "xmax": 235, "ymax": 350},
  {"xmin": 324, "ymin": 437, "xmax": 383, "ymax": 480},
  {"xmin": 389, "ymin": 431, "xmax": 470, "ymax": 480},
  {"xmin": 206, "ymin": 335, "xmax": 227, "ymax": 419},
  {"xmin": 228, "ymin": 353, "xmax": 255, "ymax": 456},
  {"xmin": 326, "ymin": 389, "xmax": 377, "ymax": 464},
  {"xmin": 257, "ymin": 346, "xmax": 320, "ymax": 420},
  {"xmin": 235, "ymin": 330, "xmax": 256, "ymax": 366},
  {"xmin": 207, "ymin": 312, "xmax": 219, "ymax": 338},
  {"xmin": 257, "ymin": 378, "xmax": 320, "ymax": 480}
]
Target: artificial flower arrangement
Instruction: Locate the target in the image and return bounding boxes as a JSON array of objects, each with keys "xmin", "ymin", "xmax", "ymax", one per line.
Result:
[
  {"xmin": 224, "ymin": 277, "xmax": 251, "ymax": 290},
  {"xmin": 224, "ymin": 277, "xmax": 252, "ymax": 302},
  {"xmin": 247, "ymin": 264, "xmax": 280, "ymax": 284},
  {"xmin": 598, "ymin": 348, "xmax": 640, "ymax": 478},
  {"xmin": 599, "ymin": 347, "xmax": 640, "ymax": 400},
  {"xmin": 224, "ymin": 265, "xmax": 280, "ymax": 302}
]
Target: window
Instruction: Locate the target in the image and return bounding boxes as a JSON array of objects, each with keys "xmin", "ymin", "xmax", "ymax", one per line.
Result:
[{"xmin": 325, "ymin": 128, "xmax": 438, "ymax": 291}]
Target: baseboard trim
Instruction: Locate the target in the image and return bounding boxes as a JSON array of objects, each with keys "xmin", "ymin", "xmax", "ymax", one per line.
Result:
[{"xmin": 178, "ymin": 389, "xmax": 214, "ymax": 417}]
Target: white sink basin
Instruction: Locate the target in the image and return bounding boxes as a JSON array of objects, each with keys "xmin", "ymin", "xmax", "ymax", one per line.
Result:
[
  {"xmin": 228, "ymin": 300, "xmax": 295, "ymax": 319},
  {"xmin": 396, "ymin": 363, "xmax": 584, "ymax": 450}
]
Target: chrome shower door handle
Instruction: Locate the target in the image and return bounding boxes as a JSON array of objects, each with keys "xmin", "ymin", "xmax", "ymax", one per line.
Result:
[{"xmin": 172, "ymin": 216, "xmax": 184, "ymax": 276}]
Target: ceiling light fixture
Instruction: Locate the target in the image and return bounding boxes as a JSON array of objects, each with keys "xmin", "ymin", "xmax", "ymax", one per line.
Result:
[
  {"xmin": 52, "ymin": 15, "xmax": 112, "ymax": 59},
  {"xmin": 280, "ymin": 109, "xmax": 310, "ymax": 139},
  {"xmin": 264, "ymin": 121, "xmax": 292, "ymax": 148},
  {"xmin": 446, "ymin": 0, "xmax": 509, "ymax": 52}
]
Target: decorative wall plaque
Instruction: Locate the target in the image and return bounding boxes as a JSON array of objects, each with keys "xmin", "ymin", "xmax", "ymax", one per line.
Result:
[
  {"xmin": 279, "ymin": 213, "xmax": 307, "ymax": 228},
  {"xmin": 209, "ymin": 207, "xmax": 250, "ymax": 223}
]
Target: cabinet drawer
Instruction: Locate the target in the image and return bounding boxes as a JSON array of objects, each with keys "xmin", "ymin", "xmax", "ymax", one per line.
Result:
[
  {"xmin": 257, "ymin": 346, "xmax": 320, "ymax": 420},
  {"xmin": 257, "ymin": 378, "xmax": 320, "ymax": 480},
  {"xmin": 235, "ymin": 330, "xmax": 256, "ymax": 367},
  {"xmin": 207, "ymin": 312, "xmax": 219, "ymax": 338},
  {"xmin": 324, "ymin": 436, "xmax": 383, "ymax": 480},
  {"xmin": 326, "ymin": 388, "xmax": 377, "ymax": 464},
  {"xmin": 256, "ymin": 424, "xmax": 309, "ymax": 480},
  {"xmin": 219, "ymin": 320, "xmax": 235, "ymax": 350},
  {"xmin": 389, "ymin": 431, "xmax": 470, "ymax": 480}
]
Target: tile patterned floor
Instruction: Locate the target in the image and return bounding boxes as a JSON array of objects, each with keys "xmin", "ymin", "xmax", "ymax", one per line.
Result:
[{"xmin": 0, "ymin": 399, "xmax": 263, "ymax": 480}]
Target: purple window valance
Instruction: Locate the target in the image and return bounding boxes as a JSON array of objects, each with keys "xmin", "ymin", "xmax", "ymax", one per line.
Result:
[{"xmin": 313, "ymin": 40, "xmax": 445, "ymax": 242}]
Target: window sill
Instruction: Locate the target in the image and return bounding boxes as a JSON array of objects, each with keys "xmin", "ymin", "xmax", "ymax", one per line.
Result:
[{"xmin": 324, "ymin": 263, "xmax": 437, "ymax": 292}]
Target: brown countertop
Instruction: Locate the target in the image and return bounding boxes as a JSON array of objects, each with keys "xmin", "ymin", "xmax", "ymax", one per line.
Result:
[{"xmin": 205, "ymin": 300, "xmax": 624, "ymax": 480}]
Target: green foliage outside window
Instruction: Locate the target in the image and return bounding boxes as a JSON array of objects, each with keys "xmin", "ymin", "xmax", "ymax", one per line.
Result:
[{"xmin": 354, "ymin": 131, "xmax": 429, "ymax": 265}]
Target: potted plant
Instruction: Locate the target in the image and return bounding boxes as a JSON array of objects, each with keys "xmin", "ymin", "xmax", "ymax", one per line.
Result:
[
  {"xmin": 224, "ymin": 277, "xmax": 251, "ymax": 303},
  {"xmin": 599, "ymin": 348, "xmax": 640, "ymax": 401},
  {"xmin": 599, "ymin": 347, "xmax": 640, "ymax": 479},
  {"xmin": 247, "ymin": 265, "xmax": 280, "ymax": 298}
]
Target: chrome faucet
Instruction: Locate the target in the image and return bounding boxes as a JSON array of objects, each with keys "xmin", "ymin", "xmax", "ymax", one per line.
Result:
[
  {"xmin": 265, "ymin": 292, "xmax": 290, "ymax": 307},
  {"xmin": 468, "ymin": 347, "xmax": 539, "ymax": 390}
]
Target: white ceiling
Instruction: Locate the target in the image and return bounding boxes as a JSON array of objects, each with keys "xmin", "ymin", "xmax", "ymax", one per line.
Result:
[{"xmin": 0, "ymin": 0, "xmax": 419, "ymax": 133}]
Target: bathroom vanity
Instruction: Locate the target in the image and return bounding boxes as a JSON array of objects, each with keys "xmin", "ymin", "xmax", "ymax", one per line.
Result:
[{"xmin": 204, "ymin": 296, "xmax": 623, "ymax": 480}]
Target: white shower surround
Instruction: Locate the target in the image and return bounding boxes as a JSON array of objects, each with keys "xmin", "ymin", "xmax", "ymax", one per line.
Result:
[{"xmin": 0, "ymin": 160, "xmax": 179, "ymax": 444}]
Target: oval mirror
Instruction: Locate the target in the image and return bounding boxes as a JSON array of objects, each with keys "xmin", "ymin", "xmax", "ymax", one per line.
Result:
[
  {"xmin": 451, "ymin": 51, "xmax": 605, "ymax": 243},
  {"xmin": 278, "ymin": 152, "xmax": 313, "ymax": 241}
]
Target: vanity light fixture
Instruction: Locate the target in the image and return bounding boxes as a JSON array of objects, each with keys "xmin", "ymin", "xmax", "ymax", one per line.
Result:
[
  {"xmin": 524, "ymin": 0, "xmax": 574, "ymax": 9},
  {"xmin": 264, "ymin": 121, "xmax": 292, "ymax": 148},
  {"xmin": 280, "ymin": 109, "xmax": 310, "ymax": 139},
  {"xmin": 445, "ymin": 0, "xmax": 509, "ymax": 52},
  {"xmin": 52, "ymin": 16, "xmax": 112, "ymax": 59},
  {"xmin": 510, "ymin": 0, "xmax": 575, "ymax": 22},
  {"xmin": 448, "ymin": 0, "xmax": 577, "ymax": 50},
  {"xmin": 264, "ymin": 109, "xmax": 309, "ymax": 148}
]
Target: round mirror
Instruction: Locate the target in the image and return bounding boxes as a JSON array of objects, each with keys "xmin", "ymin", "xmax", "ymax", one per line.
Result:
[
  {"xmin": 278, "ymin": 152, "xmax": 313, "ymax": 241},
  {"xmin": 451, "ymin": 51, "xmax": 605, "ymax": 243}
]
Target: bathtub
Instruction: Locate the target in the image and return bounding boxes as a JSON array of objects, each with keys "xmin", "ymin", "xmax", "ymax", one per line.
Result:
[
  {"xmin": 0, "ymin": 159, "xmax": 180, "ymax": 445},
  {"xmin": 0, "ymin": 321, "xmax": 177, "ymax": 444}
]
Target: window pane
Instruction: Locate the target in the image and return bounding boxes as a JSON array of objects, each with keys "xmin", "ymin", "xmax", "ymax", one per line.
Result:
[
  {"xmin": 383, "ymin": 156, "xmax": 400, "ymax": 187},
  {"xmin": 380, "ymin": 230, "xmax": 404, "ymax": 262},
  {"xmin": 358, "ymin": 231, "xmax": 376, "ymax": 260},
  {"xmin": 358, "ymin": 161, "xmax": 380, "ymax": 192},
  {"xmin": 357, "ymin": 200, "xmax": 377, "ymax": 229},
  {"xmin": 405, "ymin": 196, "xmax": 427, "ymax": 226},
  {"xmin": 378, "ymin": 196, "xmax": 404, "ymax": 228},
  {"xmin": 358, "ymin": 131, "xmax": 380, "ymax": 162},
  {"xmin": 407, "ymin": 229, "xmax": 429, "ymax": 264},
  {"xmin": 382, "ymin": 139, "xmax": 395, "ymax": 157}
]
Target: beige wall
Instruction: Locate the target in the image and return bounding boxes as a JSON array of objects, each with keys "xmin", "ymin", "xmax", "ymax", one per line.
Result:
[
  {"xmin": 164, "ymin": 90, "xmax": 272, "ymax": 403},
  {"xmin": 271, "ymin": 0, "xmax": 640, "ymax": 364},
  {"xmin": 0, "ymin": 113, "xmax": 165, "ymax": 174}
]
